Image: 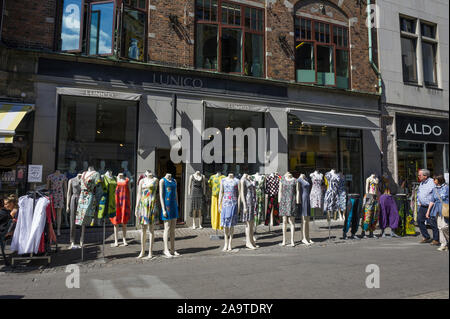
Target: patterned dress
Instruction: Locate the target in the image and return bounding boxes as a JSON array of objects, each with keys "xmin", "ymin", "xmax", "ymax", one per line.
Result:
[
  {"xmin": 190, "ymin": 176, "xmax": 204, "ymax": 213},
  {"xmin": 76, "ymin": 171, "xmax": 102, "ymax": 226},
  {"xmin": 137, "ymin": 178, "xmax": 158, "ymax": 225},
  {"xmin": 47, "ymin": 173, "xmax": 67, "ymax": 209},
  {"xmin": 98, "ymin": 175, "xmax": 117, "ymax": 219},
  {"xmin": 111, "ymin": 178, "xmax": 130, "ymax": 225},
  {"xmin": 254, "ymin": 174, "xmax": 266, "ymax": 225},
  {"xmin": 265, "ymin": 174, "xmax": 281, "ymax": 226},
  {"xmin": 208, "ymin": 174, "xmax": 225, "ymax": 230},
  {"xmin": 337, "ymin": 174, "xmax": 347, "ymax": 211},
  {"xmin": 161, "ymin": 177, "xmax": 178, "ymax": 221},
  {"xmin": 242, "ymin": 178, "xmax": 257, "ymax": 222},
  {"xmin": 310, "ymin": 173, "xmax": 323, "ymax": 209},
  {"xmin": 279, "ymin": 177, "xmax": 297, "ymax": 217},
  {"xmin": 361, "ymin": 193, "xmax": 380, "ymax": 232},
  {"xmin": 324, "ymin": 172, "xmax": 340, "ymax": 212},
  {"xmin": 220, "ymin": 178, "xmax": 239, "ymax": 227}
]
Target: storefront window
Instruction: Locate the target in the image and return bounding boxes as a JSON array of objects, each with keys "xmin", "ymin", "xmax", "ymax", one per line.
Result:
[
  {"xmin": 244, "ymin": 33, "xmax": 263, "ymax": 77},
  {"xmin": 397, "ymin": 141, "xmax": 424, "ymax": 191},
  {"xmin": 339, "ymin": 129, "xmax": 362, "ymax": 194}
]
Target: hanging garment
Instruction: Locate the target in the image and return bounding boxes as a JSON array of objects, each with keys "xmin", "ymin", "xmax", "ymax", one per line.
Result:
[
  {"xmin": 21, "ymin": 197, "xmax": 49, "ymax": 254},
  {"xmin": 279, "ymin": 177, "xmax": 297, "ymax": 217},
  {"xmin": 160, "ymin": 177, "xmax": 179, "ymax": 221},
  {"xmin": 298, "ymin": 177, "xmax": 311, "ymax": 217},
  {"xmin": 189, "ymin": 177, "xmax": 204, "ymax": 215},
  {"xmin": 343, "ymin": 195, "xmax": 360, "ymax": 235},
  {"xmin": 379, "ymin": 194, "xmax": 400, "ymax": 230},
  {"xmin": 337, "ymin": 175, "xmax": 347, "ymax": 211},
  {"xmin": 98, "ymin": 175, "xmax": 117, "ymax": 219},
  {"xmin": 47, "ymin": 173, "xmax": 67, "ymax": 209},
  {"xmin": 242, "ymin": 178, "xmax": 257, "ymax": 222},
  {"xmin": 68, "ymin": 177, "xmax": 81, "ymax": 243},
  {"xmin": 111, "ymin": 178, "xmax": 131, "ymax": 225},
  {"xmin": 324, "ymin": 172, "xmax": 340, "ymax": 212},
  {"xmin": 310, "ymin": 174, "xmax": 323, "ymax": 209},
  {"xmin": 361, "ymin": 194, "xmax": 379, "ymax": 232},
  {"xmin": 76, "ymin": 171, "xmax": 102, "ymax": 226},
  {"xmin": 220, "ymin": 178, "xmax": 239, "ymax": 227},
  {"xmin": 11, "ymin": 196, "xmax": 34, "ymax": 254},
  {"xmin": 254, "ymin": 175, "xmax": 266, "ymax": 225},
  {"xmin": 137, "ymin": 178, "xmax": 158, "ymax": 225},
  {"xmin": 38, "ymin": 197, "xmax": 57, "ymax": 254},
  {"xmin": 209, "ymin": 175, "xmax": 225, "ymax": 230}
]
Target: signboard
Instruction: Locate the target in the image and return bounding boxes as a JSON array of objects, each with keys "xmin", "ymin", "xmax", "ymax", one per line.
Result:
[
  {"xmin": 396, "ymin": 114, "xmax": 449, "ymax": 143},
  {"xmin": 28, "ymin": 165, "xmax": 43, "ymax": 183}
]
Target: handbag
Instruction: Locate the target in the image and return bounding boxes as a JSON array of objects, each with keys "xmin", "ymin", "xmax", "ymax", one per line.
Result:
[{"xmin": 434, "ymin": 188, "xmax": 449, "ymax": 218}]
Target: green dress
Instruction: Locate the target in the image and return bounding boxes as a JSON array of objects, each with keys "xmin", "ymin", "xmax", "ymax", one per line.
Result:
[{"xmin": 98, "ymin": 175, "xmax": 117, "ymax": 219}]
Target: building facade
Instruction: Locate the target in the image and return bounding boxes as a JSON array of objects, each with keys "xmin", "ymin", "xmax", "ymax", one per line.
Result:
[
  {"xmin": 0, "ymin": 0, "xmax": 383, "ymax": 225},
  {"xmin": 376, "ymin": 0, "xmax": 449, "ymax": 192}
]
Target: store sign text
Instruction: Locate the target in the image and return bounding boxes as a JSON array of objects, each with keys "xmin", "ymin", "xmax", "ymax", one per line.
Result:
[
  {"xmin": 151, "ymin": 74, "xmax": 203, "ymax": 89},
  {"xmin": 404, "ymin": 123, "xmax": 442, "ymax": 137},
  {"xmin": 396, "ymin": 114, "xmax": 449, "ymax": 143}
]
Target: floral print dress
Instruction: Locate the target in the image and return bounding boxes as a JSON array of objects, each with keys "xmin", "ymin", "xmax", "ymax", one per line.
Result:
[
  {"xmin": 111, "ymin": 178, "xmax": 131, "ymax": 225},
  {"xmin": 76, "ymin": 171, "xmax": 102, "ymax": 226},
  {"xmin": 220, "ymin": 178, "xmax": 239, "ymax": 227},
  {"xmin": 279, "ymin": 177, "xmax": 297, "ymax": 217},
  {"xmin": 324, "ymin": 172, "xmax": 340, "ymax": 212},
  {"xmin": 242, "ymin": 178, "xmax": 257, "ymax": 222},
  {"xmin": 47, "ymin": 173, "xmax": 67, "ymax": 209},
  {"xmin": 310, "ymin": 173, "xmax": 323, "ymax": 209},
  {"xmin": 254, "ymin": 174, "xmax": 266, "ymax": 225},
  {"xmin": 137, "ymin": 178, "xmax": 158, "ymax": 225}
]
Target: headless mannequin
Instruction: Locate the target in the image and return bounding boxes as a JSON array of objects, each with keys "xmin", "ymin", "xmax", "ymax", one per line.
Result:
[
  {"xmin": 298, "ymin": 173, "xmax": 313, "ymax": 245},
  {"xmin": 111, "ymin": 173, "xmax": 129, "ymax": 247},
  {"xmin": 47, "ymin": 170, "xmax": 67, "ymax": 237},
  {"xmin": 188, "ymin": 171, "xmax": 206, "ymax": 229},
  {"xmin": 136, "ymin": 170, "xmax": 158, "ymax": 259},
  {"xmin": 325, "ymin": 169, "xmax": 338, "ymax": 222},
  {"xmin": 361, "ymin": 174, "xmax": 379, "ymax": 238},
  {"xmin": 310, "ymin": 170, "xmax": 324, "ymax": 220},
  {"xmin": 219, "ymin": 173, "xmax": 241, "ymax": 252},
  {"xmin": 240, "ymin": 173, "xmax": 258, "ymax": 250},
  {"xmin": 160, "ymin": 173, "xmax": 180, "ymax": 258},
  {"xmin": 253, "ymin": 172, "xmax": 267, "ymax": 236},
  {"xmin": 66, "ymin": 173, "xmax": 82, "ymax": 249},
  {"xmin": 265, "ymin": 172, "xmax": 279, "ymax": 227},
  {"xmin": 78, "ymin": 166, "xmax": 96, "ymax": 247},
  {"xmin": 279, "ymin": 172, "xmax": 299, "ymax": 247}
]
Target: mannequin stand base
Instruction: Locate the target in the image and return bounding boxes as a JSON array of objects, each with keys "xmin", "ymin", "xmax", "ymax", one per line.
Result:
[{"xmin": 210, "ymin": 234, "xmax": 223, "ymax": 240}]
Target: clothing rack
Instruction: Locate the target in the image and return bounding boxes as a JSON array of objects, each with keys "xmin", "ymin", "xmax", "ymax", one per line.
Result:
[{"xmin": 11, "ymin": 188, "xmax": 58, "ymax": 267}]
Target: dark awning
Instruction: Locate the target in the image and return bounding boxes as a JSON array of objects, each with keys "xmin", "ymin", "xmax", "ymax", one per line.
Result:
[{"xmin": 289, "ymin": 109, "xmax": 380, "ymax": 130}]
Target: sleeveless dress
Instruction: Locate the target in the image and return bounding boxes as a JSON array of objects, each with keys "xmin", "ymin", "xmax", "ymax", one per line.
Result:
[
  {"xmin": 310, "ymin": 174, "xmax": 323, "ymax": 209},
  {"xmin": 161, "ymin": 177, "xmax": 179, "ymax": 221},
  {"xmin": 111, "ymin": 178, "xmax": 130, "ymax": 225},
  {"xmin": 137, "ymin": 178, "xmax": 158, "ymax": 225},
  {"xmin": 220, "ymin": 178, "xmax": 239, "ymax": 227},
  {"xmin": 279, "ymin": 177, "xmax": 297, "ymax": 217},
  {"xmin": 324, "ymin": 172, "xmax": 340, "ymax": 212},
  {"xmin": 190, "ymin": 177, "xmax": 204, "ymax": 213},
  {"xmin": 47, "ymin": 173, "xmax": 67, "ymax": 209},
  {"xmin": 98, "ymin": 175, "xmax": 117, "ymax": 219},
  {"xmin": 76, "ymin": 171, "xmax": 102, "ymax": 226},
  {"xmin": 208, "ymin": 174, "xmax": 225, "ymax": 230},
  {"xmin": 69, "ymin": 177, "xmax": 81, "ymax": 218},
  {"xmin": 242, "ymin": 178, "xmax": 257, "ymax": 222},
  {"xmin": 298, "ymin": 177, "xmax": 311, "ymax": 217},
  {"xmin": 337, "ymin": 175, "xmax": 347, "ymax": 211},
  {"xmin": 254, "ymin": 174, "xmax": 266, "ymax": 225},
  {"xmin": 362, "ymin": 180, "xmax": 380, "ymax": 232}
]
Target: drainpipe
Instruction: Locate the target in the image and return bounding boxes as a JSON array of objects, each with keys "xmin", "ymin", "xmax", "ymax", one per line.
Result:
[
  {"xmin": 0, "ymin": 0, "xmax": 5, "ymax": 43},
  {"xmin": 367, "ymin": 0, "xmax": 382, "ymax": 95}
]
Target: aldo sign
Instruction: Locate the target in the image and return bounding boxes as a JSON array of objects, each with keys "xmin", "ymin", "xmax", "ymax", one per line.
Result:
[{"xmin": 396, "ymin": 114, "xmax": 449, "ymax": 143}]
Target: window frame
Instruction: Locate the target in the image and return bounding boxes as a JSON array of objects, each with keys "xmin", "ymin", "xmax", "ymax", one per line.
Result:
[
  {"xmin": 195, "ymin": 0, "xmax": 265, "ymax": 77},
  {"xmin": 420, "ymin": 21, "xmax": 438, "ymax": 88},
  {"xmin": 87, "ymin": 0, "xmax": 117, "ymax": 57},
  {"xmin": 119, "ymin": 0, "xmax": 149, "ymax": 62},
  {"xmin": 399, "ymin": 15, "xmax": 419, "ymax": 84},
  {"xmin": 59, "ymin": 0, "xmax": 85, "ymax": 53},
  {"xmin": 294, "ymin": 16, "xmax": 350, "ymax": 89}
]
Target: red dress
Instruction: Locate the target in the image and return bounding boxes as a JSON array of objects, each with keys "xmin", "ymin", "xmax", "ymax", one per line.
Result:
[{"xmin": 111, "ymin": 178, "xmax": 130, "ymax": 225}]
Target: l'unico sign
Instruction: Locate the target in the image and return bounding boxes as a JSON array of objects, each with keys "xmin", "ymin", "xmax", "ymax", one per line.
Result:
[{"xmin": 396, "ymin": 114, "xmax": 449, "ymax": 143}]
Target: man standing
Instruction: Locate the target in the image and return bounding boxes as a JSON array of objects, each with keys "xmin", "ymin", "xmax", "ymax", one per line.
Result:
[{"xmin": 417, "ymin": 169, "xmax": 437, "ymax": 244}]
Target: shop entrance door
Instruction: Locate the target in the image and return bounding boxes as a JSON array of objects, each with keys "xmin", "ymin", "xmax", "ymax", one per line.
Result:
[{"xmin": 156, "ymin": 149, "xmax": 185, "ymax": 224}]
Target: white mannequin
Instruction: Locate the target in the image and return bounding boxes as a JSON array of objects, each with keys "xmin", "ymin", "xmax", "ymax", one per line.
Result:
[
  {"xmin": 82, "ymin": 161, "xmax": 89, "ymax": 172},
  {"xmin": 366, "ymin": 174, "xmax": 379, "ymax": 195},
  {"xmin": 279, "ymin": 172, "xmax": 299, "ymax": 247},
  {"xmin": 121, "ymin": 161, "xmax": 134, "ymax": 183},
  {"xmin": 188, "ymin": 171, "xmax": 206, "ymax": 229},
  {"xmin": 136, "ymin": 170, "xmax": 158, "ymax": 259},
  {"xmin": 67, "ymin": 161, "xmax": 77, "ymax": 177},
  {"xmin": 78, "ymin": 166, "xmax": 96, "ymax": 248},
  {"xmin": 298, "ymin": 173, "xmax": 313, "ymax": 245},
  {"xmin": 240, "ymin": 173, "xmax": 258, "ymax": 250},
  {"xmin": 159, "ymin": 173, "xmax": 180, "ymax": 258},
  {"xmin": 47, "ymin": 169, "xmax": 68, "ymax": 236},
  {"xmin": 66, "ymin": 173, "xmax": 82, "ymax": 249},
  {"xmin": 111, "ymin": 173, "xmax": 129, "ymax": 247},
  {"xmin": 219, "ymin": 173, "xmax": 241, "ymax": 252},
  {"xmin": 252, "ymin": 172, "xmax": 267, "ymax": 237},
  {"xmin": 265, "ymin": 171, "xmax": 279, "ymax": 227}
]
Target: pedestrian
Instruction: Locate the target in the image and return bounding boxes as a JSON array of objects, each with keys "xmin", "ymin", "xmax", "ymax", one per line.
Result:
[
  {"xmin": 2, "ymin": 194, "xmax": 18, "ymax": 239},
  {"xmin": 416, "ymin": 169, "xmax": 436, "ymax": 244},
  {"xmin": 426, "ymin": 175, "xmax": 449, "ymax": 251}
]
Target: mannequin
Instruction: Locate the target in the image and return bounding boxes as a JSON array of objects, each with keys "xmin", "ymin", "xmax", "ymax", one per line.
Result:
[
  {"xmin": 136, "ymin": 170, "xmax": 159, "ymax": 259},
  {"xmin": 160, "ymin": 173, "xmax": 180, "ymax": 258},
  {"xmin": 121, "ymin": 161, "xmax": 134, "ymax": 183},
  {"xmin": 75, "ymin": 166, "xmax": 101, "ymax": 247},
  {"xmin": 219, "ymin": 173, "xmax": 240, "ymax": 252},
  {"xmin": 82, "ymin": 161, "xmax": 89, "ymax": 172},
  {"xmin": 337, "ymin": 172, "xmax": 346, "ymax": 221},
  {"xmin": 188, "ymin": 171, "xmax": 206, "ymax": 229},
  {"xmin": 265, "ymin": 172, "xmax": 281, "ymax": 227},
  {"xmin": 298, "ymin": 173, "xmax": 313, "ymax": 245},
  {"xmin": 66, "ymin": 173, "xmax": 82, "ymax": 249},
  {"xmin": 324, "ymin": 169, "xmax": 340, "ymax": 221},
  {"xmin": 309, "ymin": 170, "xmax": 324, "ymax": 219},
  {"xmin": 279, "ymin": 172, "xmax": 299, "ymax": 247},
  {"xmin": 208, "ymin": 172, "xmax": 225, "ymax": 230},
  {"xmin": 110, "ymin": 173, "xmax": 130, "ymax": 247},
  {"xmin": 99, "ymin": 160, "xmax": 107, "ymax": 176},
  {"xmin": 47, "ymin": 169, "xmax": 68, "ymax": 236},
  {"xmin": 66, "ymin": 160, "xmax": 78, "ymax": 180},
  {"xmin": 361, "ymin": 174, "xmax": 380, "ymax": 238},
  {"xmin": 240, "ymin": 173, "xmax": 258, "ymax": 249},
  {"xmin": 253, "ymin": 172, "xmax": 267, "ymax": 233}
]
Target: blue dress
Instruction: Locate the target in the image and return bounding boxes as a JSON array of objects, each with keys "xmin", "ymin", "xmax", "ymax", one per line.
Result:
[
  {"xmin": 161, "ymin": 177, "xmax": 178, "ymax": 221},
  {"xmin": 221, "ymin": 178, "xmax": 239, "ymax": 227},
  {"xmin": 430, "ymin": 184, "xmax": 449, "ymax": 217}
]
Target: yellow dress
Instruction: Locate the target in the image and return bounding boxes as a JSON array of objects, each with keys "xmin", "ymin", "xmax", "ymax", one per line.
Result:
[{"xmin": 208, "ymin": 174, "xmax": 225, "ymax": 230}]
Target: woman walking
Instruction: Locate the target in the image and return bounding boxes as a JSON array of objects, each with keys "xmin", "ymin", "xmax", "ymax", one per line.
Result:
[{"xmin": 426, "ymin": 175, "xmax": 449, "ymax": 251}]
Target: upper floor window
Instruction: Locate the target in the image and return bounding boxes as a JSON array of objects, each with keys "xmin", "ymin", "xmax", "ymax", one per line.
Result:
[
  {"xmin": 400, "ymin": 16, "xmax": 418, "ymax": 83},
  {"xmin": 295, "ymin": 16, "xmax": 349, "ymax": 89},
  {"xmin": 421, "ymin": 22, "xmax": 437, "ymax": 87},
  {"xmin": 58, "ymin": 0, "xmax": 147, "ymax": 61},
  {"xmin": 195, "ymin": 0, "xmax": 264, "ymax": 77}
]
